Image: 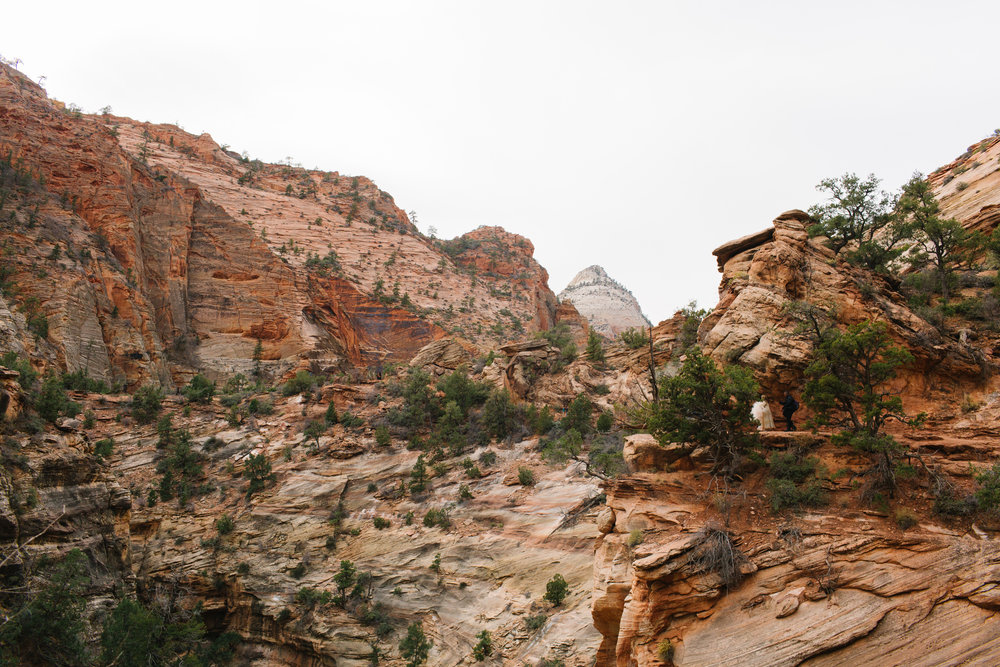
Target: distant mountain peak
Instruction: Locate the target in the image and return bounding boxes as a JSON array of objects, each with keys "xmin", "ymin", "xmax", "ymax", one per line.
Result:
[{"xmin": 558, "ymin": 265, "xmax": 650, "ymax": 337}]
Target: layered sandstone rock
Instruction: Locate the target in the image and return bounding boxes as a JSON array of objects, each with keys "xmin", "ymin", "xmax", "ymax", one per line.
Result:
[
  {"xmin": 591, "ymin": 428, "xmax": 1000, "ymax": 666},
  {"xmin": 700, "ymin": 210, "xmax": 984, "ymax": 405},
  {"xmin": 0, "ymin": 62, "xmax": 562, "ymax": 391},
  {"xmin": 559, "ymin": 266, "xmax": 650, "ymax": 338}
]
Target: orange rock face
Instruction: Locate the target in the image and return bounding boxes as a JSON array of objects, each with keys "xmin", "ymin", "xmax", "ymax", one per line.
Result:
[{"xmin": 0, "ymin": 63, "xmax": 561, "ymax": 387}]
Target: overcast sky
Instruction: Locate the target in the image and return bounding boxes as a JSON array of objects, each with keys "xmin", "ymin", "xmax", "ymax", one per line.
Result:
[{"xmin": 4, "ymin": 1, "xmax": 1000, "ymax": 323}]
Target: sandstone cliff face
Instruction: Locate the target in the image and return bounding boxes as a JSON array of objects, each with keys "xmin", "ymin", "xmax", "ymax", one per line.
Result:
[
  {"xmin": 591, "ymin": 429, "xmax": 1000, "ymax": 667},
  {"xmin": 0, "ymin": 62, "xmax": 563, "ymax": 391},
  {"xmin": 103, "ymin": 385, "xmax": 603, "ymax": 666},
  {"xmin": 112, "ymin": 120, "xmax": 560, "ymax": 352},
  {"xmin": 559, "ymin": 265, "xmax": 650, "ymax": 338}
]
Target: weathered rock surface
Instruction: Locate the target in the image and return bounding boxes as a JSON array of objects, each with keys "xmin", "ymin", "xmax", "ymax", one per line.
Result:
[
  {"xmin": 700, "ymin": 210, "xmax": 985, "ymax": 406},
  {"xmin": 559, "ymin": 265, "xmax": 650, "ymax": 338}
]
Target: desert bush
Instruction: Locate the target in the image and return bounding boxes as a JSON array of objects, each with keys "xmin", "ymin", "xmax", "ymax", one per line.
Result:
[
  {"xmin": 423, "ymin": 508, "xmax": 451, "ymax": 529},
  {"xmin": 472, "ymin": 630, "xmax": 492, "ymax": 661},
  {"xmin": 894, "ymin": 507, "xmax": 918, "ymax": 529},
  {"xmin": 518, "ymin": 466, "xmax": 535, "ymax": 486},
  {"xmin": 244, "ymin": 453, "xmax": 276, "ymax": 497},
  {"xmin": 281, "ymin": 371, "xmax": 318, "ymax": 396},
  {"xmin": 619, "ymin": 327, "xmax": 649, "ymax": 349},
  {"xmin": 131, "ymin": 385, "xmax": 165, "ymax": 424},
  {"xmin": 399, "ymin": 622, "xmax": 432, "ymax": 667},
  {"xmin": 182, "ymin": 374, "xmax": 215, "ymax": 403},
  {"xmin": 688, "ymin": 526, "xmax": 748, "ymax": 590},
  {"xmin": 216, "ymin": 514, "xmax": 235, "ymax": 535},
  {"xmin": 543, "ymin": 573, "xmax": 569, "ymax": 606},
  {"xmin": 93, "ymin": 437, "xmax": 114, "ymax": 461}
]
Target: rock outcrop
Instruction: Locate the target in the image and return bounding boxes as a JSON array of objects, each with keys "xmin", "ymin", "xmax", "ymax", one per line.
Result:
[
  {"xmin": 559, "ymin": 266, "xmax": 650, "ymax": 338},
  {"xmin": 699, "ymin": 210, "xmax": 985, "ymax": 406},
  {"xmin": 591, "ymin": 428, "xmax": 1000, "ymax": 666}
]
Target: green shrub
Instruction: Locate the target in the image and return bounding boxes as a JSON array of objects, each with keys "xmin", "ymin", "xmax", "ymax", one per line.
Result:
[
  {"xmin": 596, "ymin": 412, "xmax": 613, "ymax": 432},
  {"xmin": 244, "ymin": 453, "xmax": 275, "ymax": 497},
  {"xmin": 0, "ymin": 548, "xmax": 88, "ymax": 665},
  {"xmin": 586, "ymin": 330, "xmax": 605, "ymax": 363},
  {"xmin": 216, "ymin": 514, "xmax": 235, "ymax": 535},
  {"xmin": 36, "ymin": 375, "xmax": 80, "ymax": 423},
  {"xmin": 472, "ymin": 630, "xmax": 492, "ymax": 661},
  {"xmin": 766, "ymin": 478, "xmax": 826, "ymax": 512},
  {"xmin": 1, "ymin": 352, "xmax": 37, "ymax": 391},
  {"xmin": 289, "ymin": 562, "xmax": 307, "ymax": 579},
  {"xmin": 246, "ymin": 397, "xmax": 274, "ymax": 415},
  {"xmin": 543, "ymin": 573, "xmax": 569, "ymax": 606},
  {"xmin": 182, "ymin": 374, "xmax": 215, "ymax": 403},
  {"xmin": 94, "ymin": 437, "xmax": 114, "ymax": 461},
  {"xmin": 482, "ymin": 389, "xmax": 521, "ymax": 441},
  {"xmin": 399, "ymin": 621, "xmax": 432, "ymax": 667},
  {"xmin": 619, "ymin": 328, "xmax": 649, "ymax": 349},
  {"xmin": 894, "ymin": 507, "xmax": 918, "ymax": 529},
  {"xmin": 423, "ymin": 508, "xmax": 450, "ymax": 529},
  {"xmin": 303, "ymin": 419, "xmax": 326, "ymax": 444},
  {"xmin": 541, "ymin": 428, "xmax": 582, "ymax": 463},
  {"xmin": 156, "ymin": 430, "xmax": 205, "ymax": 506},
  {"xmin": 295, "ymin": 587, "xmax": 332, "ymax": 608},
  {"xmin": 658, "ymin": 638, "xmax": 675, "ymax": 662},
  {"xmin": 373, "ymin": 516, "xmax": 390, "ymax": 530},
  {"xmin": 324, "ymin": 401, "xmax": 338, "ymax": 425},
  {"xmin": 61, "ymin": 369, "xmax": 111, "ymax": 393},
  {"xmin": 458, "ymin": 484, "xmax": 473, "ymax": 500},
  {"xmin": 340, "ymin": 411, "xmax": 364, "ymax": 428},
  {"xmin": 524, "ymin": 614, "xmax": 547, "ymax": 631},
  {"xmin": 644, "ymin": 347, "xmax": 759, "ymax": 478},
  {"xmin": 627, "ymin": 529, "xmax": 644, "ymax": 547},
  {"xmin": 975, "ymin": 461, "xmax": 1000, "ymax": 512},
  {"xmin": 410, "ymin": 454, "xmax": 428, "ymax": 493},
  {"xmin": 281, "ymin": 371, "xmax": 318, "ymax": 396},
  {"xmin": 375, "ymin": 424, "xmax": 391, "ymax": 447},
  {"xmin": 562, "ymin": 394, "xmax": 593, "ymax": 435},
  {"xmin": 518, "ymin": 466, "xmax": 534, "ymax": 486},
  {"xmin": 526, "ymin": 404, "xmax": 555, "ymax": 435},
  {"xmin": 131, "ymin": 385, "xmax": 165, "ymax": 424}
]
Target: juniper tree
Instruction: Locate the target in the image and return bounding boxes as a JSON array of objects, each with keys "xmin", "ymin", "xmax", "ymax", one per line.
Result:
[
  {"xmin": 808, "ymin": 172, "xmax": 910, "ymax": 273},
  {"xmin": 644, "ymin": 348, "xmax": 759, "ymax": 478},
  {"xmin": 802, "ymin": 318, "xmax": 924, "ymax": 496},
  {"xmin": 898, "ymin": 173, "xmax": 981, "ymax": 303}
]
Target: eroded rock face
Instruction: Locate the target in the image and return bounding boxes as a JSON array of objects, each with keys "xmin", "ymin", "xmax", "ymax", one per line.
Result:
[
  {"xmin": 591, "ymin": 455, "xmax": 1000, "ymax": 667},
  {"xmin": 699, "ymin": 210, "xmax": 984, "ymax": 405},
  {"xmin": 0, "ymin": 62, "xmax": 561, "ymax": 390},
  {"xmin": 559, "ymin": 265, "xmax": 650, "ymax": 338}
]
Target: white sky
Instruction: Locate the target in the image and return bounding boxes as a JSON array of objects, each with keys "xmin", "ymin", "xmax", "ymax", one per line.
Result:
[{"xmin": 4, "ymin": 1, "xmax": 1000, "ymax": 323}]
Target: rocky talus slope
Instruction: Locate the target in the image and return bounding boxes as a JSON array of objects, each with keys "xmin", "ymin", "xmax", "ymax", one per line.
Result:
[{"xmin": 558, "ymin": 266, "xmax": 650, "ymax": 338}]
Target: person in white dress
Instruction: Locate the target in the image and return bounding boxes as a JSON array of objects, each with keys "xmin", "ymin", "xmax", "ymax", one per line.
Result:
[{"xmin": 751, "ymin": 395, "xmax": 775, "ymax": 431}]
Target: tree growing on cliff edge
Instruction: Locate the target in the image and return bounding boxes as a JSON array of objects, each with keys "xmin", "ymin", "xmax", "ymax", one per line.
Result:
[
  {"xmin": 898, "ymin": 173, "xmax": 982, "ymax": 303},
  {"xmin": 807, "ymin": 172, "xmax": 911, "ymax": 273},
  {"xmin": 802, "ymin": 319, "xmax": 924, "ymax": 497},
  {"xmin": 643, "ymin": 348, "xmax": 760, "ymax": 479}
]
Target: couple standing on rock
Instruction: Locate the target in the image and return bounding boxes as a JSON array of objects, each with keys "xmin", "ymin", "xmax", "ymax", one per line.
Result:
[{"xmin": 751, "ymin": 393, "xmax": 799, "ymax": 432}]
